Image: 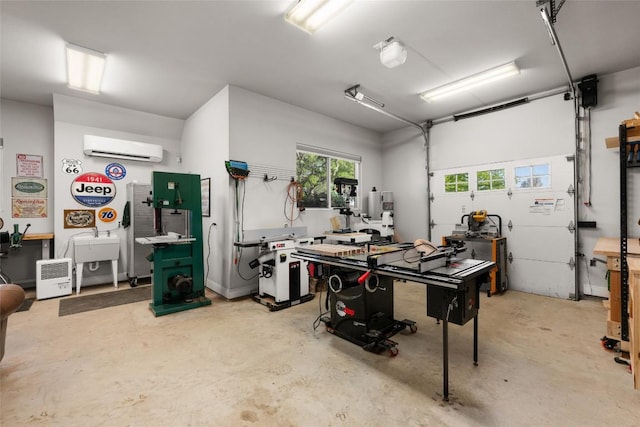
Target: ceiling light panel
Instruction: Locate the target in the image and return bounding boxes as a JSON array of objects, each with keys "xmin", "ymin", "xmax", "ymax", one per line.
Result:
[
  {"xmin": 285, "ymin": 0, "xmax": 354, "ymax": 34},
  {"xmin": 420, "ymin": 62, "xmax": 520, "ymax": 103},
  {"xmin": 66, "ymin": 43, "xmax": 106, "ymax": 94}
]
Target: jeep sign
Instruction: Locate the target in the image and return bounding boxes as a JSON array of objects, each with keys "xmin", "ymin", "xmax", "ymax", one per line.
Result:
[{"xmin": 71, "ymin": 172, "xmax": 116, "ymax": 207}]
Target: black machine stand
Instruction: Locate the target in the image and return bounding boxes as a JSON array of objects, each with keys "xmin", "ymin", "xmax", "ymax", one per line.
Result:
[{"xmin": 322, "ymin": 267, "xmax": 416, "ymax": 356}]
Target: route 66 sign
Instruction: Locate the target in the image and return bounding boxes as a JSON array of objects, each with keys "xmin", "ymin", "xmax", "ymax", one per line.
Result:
[{"xmin": 62, "ymin": 158, "xmax": 83, "ymax": 175}]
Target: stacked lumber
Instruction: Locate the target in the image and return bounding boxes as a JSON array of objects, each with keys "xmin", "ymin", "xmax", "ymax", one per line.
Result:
[
  {"xmin": 297, "ymin": 243, "xmax": 364, "ymax": 257},
  {"xmin": 605, "ymin": 112, "xmax": 640, "ymax": 148}
]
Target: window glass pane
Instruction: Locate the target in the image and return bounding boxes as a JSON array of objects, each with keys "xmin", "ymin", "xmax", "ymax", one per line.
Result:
[
  {"xmin": 296, "ymin": 150, "xmax": 359, "ymax": 209},
  {"xmin": 331, "ymin": 158, "xmax": 356, "ymax": 208},
  {"xmin": 477, "ymin": 181, "xmax": 491, "ymax": 191},
  {"xmin": 515, "ymin": 177, "xmax": 530, "ymax": 188},
  {"xmin": 515, "ymin": 166, "xmax": 530, "ymax": 178},
  {"xmin": 296, "ymin": 152, "xmax": 328, "ymax": 208},
  {"xmin": 477, "ymin": 170, "xmax": 490, "ymax": 181},
  {"xmin": 534, "ymin": 176, "xmax": 551, "ymax": 188},
  {"xmin": 477, "ymin": 169, "xmax": 504, "ymax": 191},
  {"xmin": 444, "ymin": 173, "xmax": 469, "ymax": 192},
  {"xmin": 491, "ymin": 169, "xmax": 505, "ymax": 179},
  {"xmin": 533, "ymin": 164, "xmax": 549, "ymax": 175}
]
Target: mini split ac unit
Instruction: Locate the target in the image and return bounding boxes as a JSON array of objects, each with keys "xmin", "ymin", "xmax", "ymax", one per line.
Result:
[
  {"xmin": 36, "ymin": 258, "xmax": 73, "ymax": 300},
  {"xmin": 83, "ymin": 135, "xmax": 163, "ymax": 163}
]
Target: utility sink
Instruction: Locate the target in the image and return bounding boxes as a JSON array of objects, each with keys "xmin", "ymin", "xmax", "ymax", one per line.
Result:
[{"xmin": 73, "ymin": 234, "xmax": 120, "ymax": 263}]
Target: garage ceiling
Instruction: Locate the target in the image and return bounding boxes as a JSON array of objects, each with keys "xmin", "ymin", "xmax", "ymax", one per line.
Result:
[{"xmin": 2, "ymin": 1, "xmax": 639, "ymax": 133}]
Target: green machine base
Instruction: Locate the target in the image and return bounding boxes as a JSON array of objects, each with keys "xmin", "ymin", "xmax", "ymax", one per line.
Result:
[
  {"xmin": 146, "ymin": 171, "xmax": 210, "ymax": 318},
  {"xmin": 149, "ymin": 296, "xmax": 212, "ymax": 317}
]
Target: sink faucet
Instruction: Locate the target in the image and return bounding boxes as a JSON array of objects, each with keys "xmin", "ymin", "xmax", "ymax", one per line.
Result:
[{"xmin": 93, "ymin": 227, "xmax": 99, "ymax": 237}]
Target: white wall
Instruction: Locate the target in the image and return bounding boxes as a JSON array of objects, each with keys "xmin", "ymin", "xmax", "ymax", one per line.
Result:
[
  {"xmin": 580, "ymin": 66, "xmax": 640, "ymax": 296},
  {"xmin": 382, "ymin": 66, "xmax": 640, "ymax": 298},
  {"xmin": 381, "ymin": 126, "xmax": 429, "ymax": 242},
  {"xmin": 182, "ymin": 85, "xmax": 382, "ymax": 298},
  {"xmin": 228, "ymin": 85, "xmax": 383, "ymax": 234},
  {"xmin": 53, "ymin": 94, "xmax": 184, "ymax": 288},
  {"xmin": 0, "ymin": 99, "xmax": 54, "ymax": 234},
  {"xmin": 0, "ymin": 99, "xmax": 55, "ymax": 286},
  {"xmin": 180, "ymin": 86, "xmax": 230, "ymax": 296}
]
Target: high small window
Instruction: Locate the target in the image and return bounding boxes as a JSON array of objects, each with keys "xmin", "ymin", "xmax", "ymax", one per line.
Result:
[
  {"xmin": 296, "ymin": 149, "xmax": 360, "ymax": 209},
  {"xmin": 444, "ymin": 173, "xmax": 469, "ymax": 193},
  {"xmin": 477, "ymin": 168, "xmax": 505, "ymax": 191},
  {"xmin": 515, "ymin": 164, "xmax": 550, "ymax": 189}
]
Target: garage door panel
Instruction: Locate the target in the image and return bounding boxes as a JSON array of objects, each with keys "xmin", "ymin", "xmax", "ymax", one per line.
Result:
[
  {"xmin": 431, "ymin": 154, "xmax": 575, "ymax": 298},
  {"xmin": 505, "ymin": 226, "xmax": 574, "ymax": 262},
  {"xmin": 504, "ymin": 193, "xmax": 574, "ymax": 227},
  {"xmin": 508, "ymin": 258, "xmax": 574, "ymax": 299}
]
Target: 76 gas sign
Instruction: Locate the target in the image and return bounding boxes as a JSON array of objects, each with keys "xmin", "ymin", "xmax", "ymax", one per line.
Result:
[{"xmin": 98, "ymin": 207, "xmax": 117, "ymax": 223}]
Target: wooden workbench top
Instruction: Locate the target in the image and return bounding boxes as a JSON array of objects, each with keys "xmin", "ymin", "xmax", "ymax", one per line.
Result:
[
  {"xmin": 23, "ymin": 233, "xmax": 54, "ymax": 241},
  {"xmin": 593, "ymin": 237, "xmax": 640, "ymax": 257}
]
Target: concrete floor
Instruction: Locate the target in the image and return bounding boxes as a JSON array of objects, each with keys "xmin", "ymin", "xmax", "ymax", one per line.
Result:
[{"xmin": 1, "ymin": 282, "xmax": 639, "ymax": 426}]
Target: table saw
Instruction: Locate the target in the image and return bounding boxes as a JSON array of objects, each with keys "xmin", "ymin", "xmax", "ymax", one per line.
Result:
[{"xmin": 292, "ymin": 242, "xmax": 494, "ymax": 401}]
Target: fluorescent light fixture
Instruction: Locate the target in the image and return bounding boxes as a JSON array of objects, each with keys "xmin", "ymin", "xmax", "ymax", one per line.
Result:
[
  {"xmin": 420, "ymin": 61, "xmax": 520, "ymax": 103},
  {"xmin": 66, "ymin": 43, "xmax": 106, "ymax": 94},
  {"xmin": 285, "ymin": 0, "xmax": 353, "ymax": 34}
]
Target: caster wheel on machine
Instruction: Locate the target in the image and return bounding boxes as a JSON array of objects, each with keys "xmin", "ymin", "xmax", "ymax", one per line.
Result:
[
  {"xmin": 129, "ymin": 277, "xmax": 138, "ymax": 288},
  {"xmin": 388, "ymin": 347, "xmax": 399, "ymax": 357},
  {"xmin": 409, "ymin": 324, "xmax": 418, "ymax": 334}
]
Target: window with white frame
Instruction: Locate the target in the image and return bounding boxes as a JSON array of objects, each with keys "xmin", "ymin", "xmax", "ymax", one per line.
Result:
[
  {"xmin": 444, "ymin": 172, "xmax": 469, "ymax": 193},
  {"xmin": 477, "ymin": 168, "xmax": 506, "ymax": 191},
  {"xmin": 296, "ymin": 147, "xmax": 360, "ymax": 209},
  {"xmin": 514, "ymin": 164, "xmax": 551, "ymax": 189}
]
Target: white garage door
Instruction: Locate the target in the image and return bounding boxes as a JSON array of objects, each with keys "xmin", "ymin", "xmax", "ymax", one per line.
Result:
[{"xmin": 430, "ymin": 154, "xmax": 576, "ymax": 299}]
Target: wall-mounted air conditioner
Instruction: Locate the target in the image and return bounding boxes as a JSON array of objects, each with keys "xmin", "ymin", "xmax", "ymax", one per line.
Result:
[{"xmin": 83, "ymin": 135, "xmax": 164, "ymax": 163}]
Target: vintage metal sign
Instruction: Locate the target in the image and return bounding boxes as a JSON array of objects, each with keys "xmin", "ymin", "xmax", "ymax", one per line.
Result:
[
  {"xmin": 71, "ymin": 172, "xmax": 116, "ymax": 207},
  {"xmin": 97, "ymin": 207, "xmax": 117, "ymax": 223},
  {"xmin": 62, "ymin": 158, "xmax": 83, "ymax": 175},
  {"xmin": 12, "ymin": 178, "xmax": 47, "ymax": 198},
  {"xmin": 16, "ymin": 153, "xmax": 43, "ymax": 178},
  {"xmin": 63, "ymin": 209, "xmax": 96, "ymax": 228},
  {"xmin": 105, "ymin": 162, "xmax": 126, "ymax": 180}
]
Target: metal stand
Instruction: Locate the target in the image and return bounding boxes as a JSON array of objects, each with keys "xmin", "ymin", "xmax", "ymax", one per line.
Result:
[{"xmin": 321, "ymin": 272, "xmax": 417, "ymax": 356}]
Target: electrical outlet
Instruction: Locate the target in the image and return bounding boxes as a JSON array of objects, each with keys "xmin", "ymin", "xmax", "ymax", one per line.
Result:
[{"xmin": 589, "ymin": 258, "xmax": 596, "ymax": 267}]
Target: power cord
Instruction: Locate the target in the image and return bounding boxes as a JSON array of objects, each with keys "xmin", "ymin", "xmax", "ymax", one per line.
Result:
[
  {"xmin": 312, "ymin": 284, "xmax": 329, "ymax": 331},
  {"xmin": 205, "ymin": 221, "xmax": 217, "ymax": 285}
]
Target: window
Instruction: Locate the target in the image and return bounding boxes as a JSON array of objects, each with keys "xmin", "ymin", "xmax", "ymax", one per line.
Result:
[
  {"xmin": 296, "ymin": 149, "xmax": 360, "ymax": 209},
  {"xmin": 515, "ymin": 164, "xmax": 550, "ymax": 189},
  {"xmin": 444, "ymin": 173, "xmax": 469, "ymax": 192},
  {"xmin": 477, "ymin": 168, "xmax": 505, "ymax": 191}
]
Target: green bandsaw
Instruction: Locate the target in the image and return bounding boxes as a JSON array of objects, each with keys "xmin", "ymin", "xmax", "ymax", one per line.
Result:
[{"xmin": 136, "ymin": 172, "xmax": 211, "ymax": 316}]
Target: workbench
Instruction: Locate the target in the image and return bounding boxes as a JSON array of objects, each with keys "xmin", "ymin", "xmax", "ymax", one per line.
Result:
[
  {"xmin": 293, "ymin": 243, "xmax": 494, "ymax": 400},
  {"xmin": 593, "ymin": 237, "xmax": 640, "ymax": 340},
  {"xmin": 0, "ymin": 233, "xmax": 54, "ymax": 287},
  {"xmin": 627, "ymin": 258, "xmax": 640, "ymax": 389},
  {"xmin": 593, "ymin": 237, "xmax": 640, "ymax": 390}
]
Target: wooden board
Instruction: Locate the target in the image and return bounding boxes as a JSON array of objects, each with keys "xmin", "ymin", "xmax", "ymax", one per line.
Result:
[
  {"xmin": 629, "ymin": 269, "xmax": 640, "ymax": 389},
  {"xmin": 609, "ymin": 270, "xmax": 622, "ymax": 322},
  {"xmin": 605, "ymin": 135, "xmax": 640, "ymax": 149},
  {"xmin": 23, "ymin": 233, "xmax": 54, "ymax": 240},
  {"xmin": 593, "ymin": 237, "xmax": 640, "ymax": 257},
  {"xmin": 298, "ymin": 243, "xmax": 364, "ymax": 257}
]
